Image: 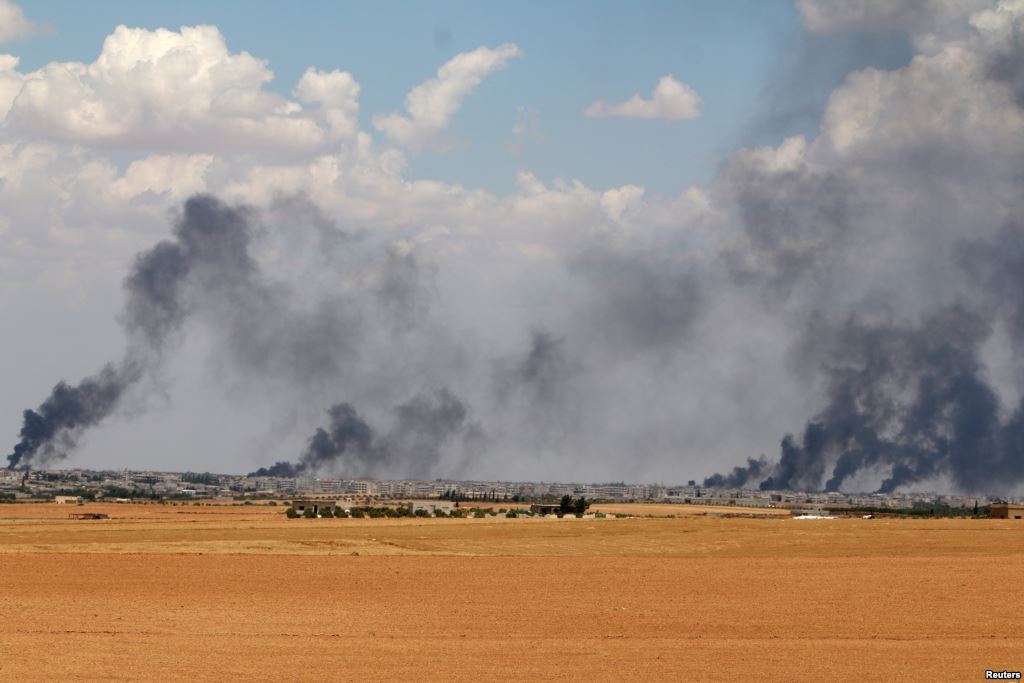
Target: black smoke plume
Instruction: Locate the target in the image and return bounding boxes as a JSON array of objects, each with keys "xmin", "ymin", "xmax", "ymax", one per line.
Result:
[
  {"xmin": 250, "ymin": 389, "xmax": 474, "ymax": 479},
  {"xmin": 6, "ymin": 196, "xmax": 247, "ymax": 468},
  {"xmin": 7, "ymin": 363, "xmax": 141, "ymax": 469},
  {"xmin": 707, "ymin": 302, "xmax": 1024, "ymax": 494},
  {"xmin": 703, "ymin": 455, "xmax": 770, "ymax": 489}
]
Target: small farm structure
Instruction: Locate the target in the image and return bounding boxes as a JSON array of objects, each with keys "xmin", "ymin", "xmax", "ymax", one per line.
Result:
[
  {"xmin": 410, "ymin": 501, "xmax": 454, "ymax": 514},
  {"xmin": 991, "ymin": 504, "xmax": 1024, "ymax": 519},
  {"xmin": 291, "ymin": 499, "xmax": 341, "ymax": 516}
]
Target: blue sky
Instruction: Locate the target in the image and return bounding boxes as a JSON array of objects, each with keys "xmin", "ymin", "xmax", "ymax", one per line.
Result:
[{"xmin": 10, "ymin": 0, "xmax": 901, "ymax": 196}]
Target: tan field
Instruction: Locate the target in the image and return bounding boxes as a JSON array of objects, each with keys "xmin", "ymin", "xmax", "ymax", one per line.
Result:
[
  {"xmin": 590, "ymin": 501, "xmax": 790, "ymax": 517},
  {"xmin": 0, "ymin": 502, "xmax": 1021, "ymax": 681}
]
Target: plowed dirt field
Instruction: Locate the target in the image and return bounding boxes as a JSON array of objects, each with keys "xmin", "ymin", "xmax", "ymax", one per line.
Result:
[{"xmin": 0, "ymin": 503, "xmax": 1020, "ymax": 681}]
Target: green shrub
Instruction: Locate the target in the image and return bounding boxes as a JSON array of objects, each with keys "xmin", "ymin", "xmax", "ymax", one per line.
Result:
[
  {"xmin": 473, "ymin": 511, "xmax": 486, "ymax": 518},
  {"xmin": 368, "ymin": 509, "xmax": 384, "ymax": 518},
  {"xmin": 285, "ymin": 507, "xmax": 298, "ymax": 519},
  {"xmin": 434, "ymin": 508, "xmax": 448, "ymax": 517},
  {"xmin": 506, "ymin": 510, "xmax": 518, "ymax": 518},
  {"xmin": 350, "ymin": 509, "xmax": 365, "ymax": 518},
  {"xmin": 414, "ymin": 509, "xmax": 429, "ymax": 517},
  {"xmin": 451, "ymin": 509, "xmax": 465, "ymax": 518},
  {"xmin": 320, "ymin": 507, "xmax": 334, "ymax": 518},
  {"xmin": 303, "ymin": 507, "xmax": 316, "ymax": 518},
  {"xmin": 595, "ymin": 512, "xmax": 606, "ymax": 518}
]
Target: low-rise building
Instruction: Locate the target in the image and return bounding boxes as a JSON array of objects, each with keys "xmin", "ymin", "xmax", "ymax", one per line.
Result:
[
  {"xmin": 291, "ymin": 498, "xmax": 342, "ymax": 516},
  {"xmin": 991, "ymin": 503, "xmax": 1024, "ymax": 519},
  {"xmin": 411, "ymin": 501, "xmax": 454, "ymax": 514}
]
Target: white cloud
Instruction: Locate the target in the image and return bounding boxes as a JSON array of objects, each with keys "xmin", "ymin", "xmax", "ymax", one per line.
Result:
[
  {"xmin": 294, "ymin": 67, "xmax": 361, "ymax": 140},
  {"xmin": 0, "ymin": 0, "xmax": 45, "ymax": 43},
  {"xmin": 373, "ymin": 43, "xmax": 522, "ymax": 151},
  {"xmin": 0, "ymin": 24, "xmax": 360, "ymax": 154},
  {"xmin": 600, "ymin": 184, "xmax": 645, "ymax": 222},
  {"xmin": 584, "ymin": 75, "xmax": 702, "ymax": 121}
]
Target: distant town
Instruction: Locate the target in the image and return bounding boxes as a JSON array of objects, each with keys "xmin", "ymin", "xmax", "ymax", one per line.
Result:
[{"xmin": 0, "ymin": 467, "xmax": 1014, "ymax": 511}]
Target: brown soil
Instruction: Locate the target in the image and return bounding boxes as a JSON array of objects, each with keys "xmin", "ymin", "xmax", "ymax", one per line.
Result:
[{"xmin": 0, "ymin": 503, "xmax": 1020, "ymax": 681}]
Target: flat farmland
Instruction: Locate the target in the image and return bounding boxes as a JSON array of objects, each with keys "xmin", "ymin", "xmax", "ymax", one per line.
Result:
[{"xmin": 0, "ymin": 504, "xmax": 1021, "ymax": 681}]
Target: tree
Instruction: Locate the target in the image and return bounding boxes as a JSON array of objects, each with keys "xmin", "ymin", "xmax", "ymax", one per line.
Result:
[
  {"xmin": 285, "ymin": 507, "xmax": 298, "ymax": 519},
  {"xmin": 559, "ymin": 495, "xmax": 575, "ymax": 515},
  {"xmin": 573, "ymin": 496, "xmax": 591, "ymax": 515},
  {"xmin": 303, "ymin": 506, "xmax": 316, "ymax": 518}
]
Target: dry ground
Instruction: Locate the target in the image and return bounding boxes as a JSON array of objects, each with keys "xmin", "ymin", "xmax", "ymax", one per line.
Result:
[
  {"xmin": 590, "ymin": 501, "xmax": 789, "ymax": 517},
  {"xmin": 0, "ymin": 503, "xmax": 1020, "ymax": 681}
]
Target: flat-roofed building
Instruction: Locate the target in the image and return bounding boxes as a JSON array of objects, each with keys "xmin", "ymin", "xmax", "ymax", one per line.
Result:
[
  {"xmin": 291, "ymin": 498, "xmax": 342, "ymax": 516},
  {"xmin": 411, "ymin": 501, "xmax": 454, "ymax": 514},
  {"xmin": 991, "ymin": 503, "xmax": 1024, "ymax": 519}
]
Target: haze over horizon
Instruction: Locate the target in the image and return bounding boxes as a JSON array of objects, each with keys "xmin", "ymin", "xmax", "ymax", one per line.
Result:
[{"xmin": 3, "ymin": 0, "xmax": 1024, "ymax": 495}]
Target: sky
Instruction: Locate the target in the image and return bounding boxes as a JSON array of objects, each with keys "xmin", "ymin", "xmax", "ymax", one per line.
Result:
[
  {"xmin": 2, "ymin": 0, "xmax": 1024, "ymax": 494},
  {"xmin": 7, "ymin": 0, "xmax": 907, "ymax": 194}
]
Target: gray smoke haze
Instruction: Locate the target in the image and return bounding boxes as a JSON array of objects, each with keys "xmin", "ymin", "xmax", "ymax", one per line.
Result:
[
  {"xmin": 710, "ymin": 300, "xmax": 1024, "ymax": 494},
  {"xmin": 7, "ymin": 194, "xmax": 406, "ymax": 469},
  {"xmin": 5, "ymin": 195, "xmax": 252, "ymax": 468},
  {"xmin": 9, "ymin": 3, "xmax": 1024, "ymax": 496},
  {"xmin": 251, "ymin": 389, "xmax": 475, "ymax": 479}
]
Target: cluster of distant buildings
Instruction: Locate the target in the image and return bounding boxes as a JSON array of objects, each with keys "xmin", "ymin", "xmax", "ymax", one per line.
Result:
[{"xmin": 0, "ymin": 467, "xmax": 1014, "ymax": 511}]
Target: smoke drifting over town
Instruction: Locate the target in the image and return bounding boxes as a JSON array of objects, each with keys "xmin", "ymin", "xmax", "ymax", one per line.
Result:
[
  {"xmin": 251, "ymin": 389, "xmax": 476, "ymax": 479},
  {"xmin": 4, "ymin": 1, "xmax": 1024, "ymax": 495}
]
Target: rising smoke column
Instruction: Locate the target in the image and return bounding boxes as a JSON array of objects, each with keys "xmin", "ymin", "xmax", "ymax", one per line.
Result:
[
  {"xmin": 250, "ymin": 389, "xmax": 476, "ymax": 479},
  {"xmin": 7, "ymin": 195, "xmax": 256, "ymax": 469},
  {"xmin": 697, "ymin": 2, "xmax": 1024, "ymax": 495},
  {"xmin": 8, "ymin": 191, "xmax": 456, "ymax": 474},
  {"xmin": 251, "ymin": 402, "xmax": 375, "ymax": 477},
  {"xmin": 6, "ymin": 363, "xmax": 141, "ymax": 470},
  {"xmin": 705, "ymin": 303, "xmax": 1024, "ymax": 494}
]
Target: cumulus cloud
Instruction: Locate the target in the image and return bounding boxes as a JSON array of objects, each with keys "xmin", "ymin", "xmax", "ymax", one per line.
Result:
[
  {"xmin": 0, "ymin": 24, "xmax": 359, "ymax": 154},
  {"xmin": 294, "ymin": 67, "xmax": 361, "ymax": 140},
  {"xmin": 0, "ymin": 0, "xmax": 45, "ymax": 43},
  {"xmin": 584, "ymin": 75, "xmax": 702, "ymax": 121},
  {"xmin": 373, "ymin": 43, "xmax": 522, "ymax": 151}
]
